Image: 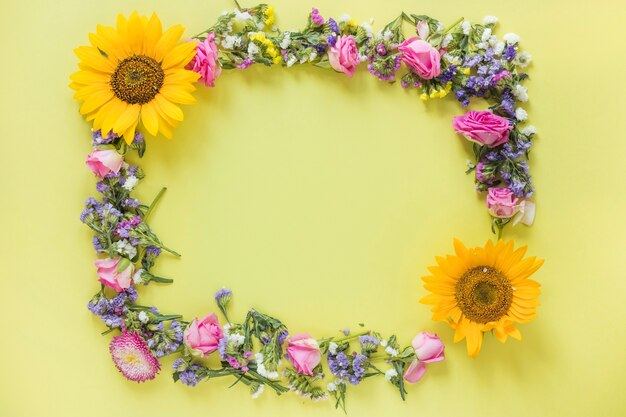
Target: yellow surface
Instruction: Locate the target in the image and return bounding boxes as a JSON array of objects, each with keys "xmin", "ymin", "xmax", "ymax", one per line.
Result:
[{"xmin": 1, "ymin": 0, "xmax": 625, "ymax": 416}]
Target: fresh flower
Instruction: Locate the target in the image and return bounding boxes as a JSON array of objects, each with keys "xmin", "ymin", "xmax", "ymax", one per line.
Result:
[
  {"xmin": 186, "ymin": 32, "xmax": 222, "ymax": 87},
  {"xmin": 452, "ymin": 110, "xmax": 512, "ymax": 148},
  {"xmin": 86, "ymin": 149, "xmax": 123, "ymax": 178},
  {"xmin": 486, "ymin": 187, "xmax": 520, "ymax": 218},
  {"xmin": 403, "ymin": 359, "xmax": 426, "ymax": 383},
  {"xmin": 286, "ymin": 334, "xmax": 322, "ymax": 375},
  {"xmin": 328, "ymin": 35, "xmax": 360, "ymax": 77},
  {"xmin": 398, "ymin": 38, "xmax": 441, "ymax": 79},
  {"xmin": 183, "ymin": 313, "xmax": 224, "ymax": 357},
  {"xmin": 110, "ymin": 331, "xmax": 161, "ymax": 382},
  {"xmin": 94, "ymin": 257, "xmax": 134, "ymax": 292},
  {"xmin": 412, "ymin": 332, "xmax": 445, "ymax": 363}
]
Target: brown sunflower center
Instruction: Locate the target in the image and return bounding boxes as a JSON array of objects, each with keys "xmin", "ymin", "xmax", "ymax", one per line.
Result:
[
  {"xmin": 455, "ymin": 266, "xmax": 513, "ymax": 323},
  {"xmin": 110, "ymin": 55, "xmax": 164, "ymax": 104}
]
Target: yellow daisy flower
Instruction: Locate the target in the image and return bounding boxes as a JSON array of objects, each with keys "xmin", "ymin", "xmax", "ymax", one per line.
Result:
[
  {"xmin": 70, "ymin": 12, "xmax": 200, "ymax": 143},
  {"xmin": 421, "ymin": 239, "xmax": 543, "ymax": 357}
]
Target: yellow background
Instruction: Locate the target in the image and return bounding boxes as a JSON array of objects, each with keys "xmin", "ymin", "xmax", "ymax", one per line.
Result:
[{"xmin": 1, "ymin": 0, "xmax": 625, "ymax": 416}]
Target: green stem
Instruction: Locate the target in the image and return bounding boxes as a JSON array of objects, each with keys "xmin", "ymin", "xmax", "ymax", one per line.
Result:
[
  {"xmin": 234, "ymin": 0, "xmax": 243, "ymax": 10},
  {"xmin": 159, "ymin": 245, "xmax": 181, "ymax": 257},
  {"xmin": 148, "ymin": 274, "xmax": 174, "ymax": 283},
  {"xmin": 444, "ymin": 17, "xmax": 464, "ymax": 35},
  {"xmin": 144, "ymin": 187, "xmax": 167, "ymax": 222},
  {"xmin": 155, "ymin": 314, "xmax": 183, "ymax": 322},
  {"xmin": 332, "ymin": 330, "xmax": 370, "ymax": 344}
]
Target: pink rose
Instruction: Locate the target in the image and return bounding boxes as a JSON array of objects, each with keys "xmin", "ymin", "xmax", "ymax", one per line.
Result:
[
  {"xmin": 86, "ymin": 149, "xmax": 123, "ymax": 178},
  {"xmin": 486, "ymin": 187, "xmax": 521, "ymax": 218},
  {"xmin": 398, "ymin": 37, "xmax": 441, "ymax": 79},
  {"xmin": 186, "ymin": 33, "xmax": 221, "ymax": 87},
  {"xmin": 512, "ymin": 200, "xmax": 536, "ymax": 226},
  {"xmin": 403, "ymin": 359, "xmax": 426, "ymax": 383},
  {"xmin": 94, "ymin": 257, "xmax": 134, "ymax": 292},
  {"xmin": 328, "ymin": 35, "xmax": 360, "ymax": 78},
  {"xmin": 452, "ymin": 110, "xmax": 512, "ymax": 147},
  {"xmin": 286, "ymin": 333, "xmax": 321, "ymax": 375},
  {"xmin": 412, "ymin": 332, "xmax": 445, "ymax": 363},
  {"xmin": 183, "ymin": 313, "xmax": 223, "ymax": 357}
]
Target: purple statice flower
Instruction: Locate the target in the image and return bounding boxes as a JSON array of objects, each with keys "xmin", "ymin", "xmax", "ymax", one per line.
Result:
[
  {"xmin": 146, "ymin": 246, "xmax": 161, "ymax": 257},
  {"xmin": 87, "ymin": 297, "xmax": 107, "ymax": 315},
  {"xmin": 172, "ymin": 358, "xmax": 186, "ymax": 372},
  {"xmin": 342, "ymin": 328, "xmax": 350, "ymax": 336},
  {"xmin": 149, "ymin": 306, "xmax": 160, "ymax": 314},
  {"xmin": 464, "ymin": 54, "xmax": 482, "ymax": 68},
  {"xmin": 91, "ymin": 129, "xmax": 117, "ymax": 145},
  {"xmin": 499, "ymin": 89, "xmax": 515, "ymax": 117},
  {"xmin": 92, "ymin": 236, "xmax": 104, "ymax": 252},
  {"xmin": 359, "ymin": 335, "xmax": 379, "ymax": 350},
  {"xmin": 133, "ymin": 132, "xmax": 144, "ymax": 145},
  {"xmin": 178, "ymin": 364, "xmax": 201, "ymax": 387},
  {"xmin": 170, "ymin": 321, "xmax": 184, "ymax": 343},
  {"xmin": 401, "ymin": 80, "xmax": 409, "ymax": 88},
  {"xmin": 277, "ymin": 330, "xmax": 289, "ymax": 346},
  {"xmin": 327, "ymin": 17, "xmax": 339, "ymax": 34},
  {"xmin": 509, "ymin": 179, "xmax": 526, "ymax": 197},
  {"xmin": 311, "ymin": 7, "xmax": 324, "ymax": 25},
  {"xmin": 504, "ymin": 45, "xmax": 516, "ymax": 61},
  {"xmin": 217, "ymin": 337, "xmax": 228, "ymax": 359},
  {"xmin": 96, "ymin": 182, "xmax": 109, "ymax": 193},
  {"xmin": 80, "ymin": 207, "xmax": 94, "ymax": 222},
  {"xmin": 125, "ymin": 287, "xmax": 138, "ymax": 303},
  {"xmin": 485, "ymin": 151, "xmax": 503, "ymax": 162},
  {"xmin": 122, "ymin": 198, "xmax": 140, "ymax": 208},
  {"xmin": 237, "ymin": 58, "xmax": 254, "ymax": 70},
  {"xmin": 376, "ymin": 44, "xmax": 387, "ymax": 56},
  {"xmin": 314, "ymin": 43, "xmax": 327, "ymax": 54},
  {"xmin": 438, "ymin": 65, "xmax": 457, "ymax": 83},
  {"xmin": 114, "ymin": 215, "xmax": 142, "ymax": 238},
  {"xmin": 502, "ymin": 143, "xmax": 523, "ymax": 160},
  {"xmin": 351, "ymin": 354, "xmax": 367, "ymax": 384},
  {"xmin": 97, "ymin": 203, "xmax": 122, "ymax": 220},
  {"xmin": 475, "ymin": 161, "xmax": 495, "ymax": 184},
  {"xmin": 327, "ymin": 34, "xmax": 337, "ymax": 47},
  {"xmin": 227, "ymin": 356, "xmax": 241, "ymax": 369},
  {"xmin": 84, "ymin": 197, "xmax": 98, "ymax": 207},
  {"xmin": 214, "ymin": 288, "xmax": 232, "ymax": 303}
]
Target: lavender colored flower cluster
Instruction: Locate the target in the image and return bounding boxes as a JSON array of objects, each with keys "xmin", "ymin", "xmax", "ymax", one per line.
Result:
[
  {"xmin": 328, "ymin": 351, "xmax": 368, "ymax": 385},
  {"xmin": 87, "ymin": 287, "xmax": 138, "ymax": 328}
]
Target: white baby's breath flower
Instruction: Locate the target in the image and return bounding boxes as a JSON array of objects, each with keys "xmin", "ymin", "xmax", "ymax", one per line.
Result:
[
  {"xmin": 436, "ymin": 22, "xmax": 444, "ymax": 32},
  {"xmin": 442, "ymin": 33, "xmax": 453, "ymax": 48},
  {"xmin": 133, "ymin": 268, "xmax": 145, "ymax": 284},
  {"xmin": 300, "ymin": 55, "xmax": 308, "ymax": 64},
  {"xmin": 461, "ymin": 21, "xmax": 471, "ymax": 35},
  {"xmin": 230, "ymin": 333, "xmax": 245, "ymax": 347},
  {"xmin": 443, "ymin": 53, "xmax": 461, "ymax": 65},
  {"xmin": 385, "ymin": 346, "xmax": 399, "ymax": 357},
  {"xmin": 513, "ymin": 51, "xmax": 532, "ymax": 68},
  {"xmin": 521, "ymin": 125, "xmax": 537, "ymax": 136},
  {"xmin": 222, "ymin": 35, "xmax": 237, "ymax": 49},
  {"xmin": 329, "ymin": 342, "xmax": 338, "ymax": 355},
  {"xmin": 362, "ymin": 22, "xmax": 373, "ymax": 38},
  {"xmin": 385, "ymin": 368, "xmax": 398, "ymax": 381},
  {"xmin": 309, "ymin": 51, "xmax": 317, "ymax": 61},
  {"xmin": 380, "ymin": 339, "xmax": 388, "ymax": 347},
  {"xmin": 247, "ymin": 42, "xmax": 259, "ymax": 56},
  {"xmin": 280, "ymin": 33, "xmax": 291, "ymax": 49},
  {"xmin": 123, "ymin": 175, "xmax": 138, "ymax": 191},
  {"xmin": 503, "ymin": 33, "xmax": 520, "ymax": 44},
  {"xmin": 234, "ymin": 10, "xmax": 252, "ymax": 21},
  {"xmin": 115, "ymin": 240, "xmax": 137, "ymax": 259},
  {"xmin": 512, "ymin": 84, "xmax": 529, "ymax": 102},
  {"xmin": 251, "ymin": 384, "xmax": 265, "ymax": 399},
  {"xmin": 340, "ymin": 13, "xmax": 351, "ymax": 23},
  {"xmin": 138, "ymin": 311, "xmax": 149, "ymax": 324},
  {"xmin": 466, "ymin": 159, "xmax": 476, "ymax": 169},
  {"xmin": 286, "ymin": 55, "xmax": 297, "ymax": 68},
  {"xmin": 481, "ymin": 28, "xmax": 492, "ymax": 42},
  {"xmin": 327, "ymin": 382, "xmax": 337, "ymax": 392},
  {"xmin": 483, "ymin": 15, "xmax": 498, "ymax": 25},
  {"xmin": 383, "ymin": 29, "xmax": 393, "ymax": 41},
  {"xmin": 515, "ymin": 107, "xmax": 528, "ymax": 121},
  {"xmin": 223, "ymin": 323, "xmax": 232, "ymax": 336},
  {"xmin": 476, "ymin": 42, "xmax": 487, "ymax": 50},
  {"xmin": 493, "ymin": 40, "xmax": 505, "ymax": 56}
]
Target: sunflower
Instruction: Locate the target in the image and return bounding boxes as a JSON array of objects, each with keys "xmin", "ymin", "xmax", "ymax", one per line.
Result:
[
  {"xmin": 421, "ymin": 239, "xmax": 543, "ymax": 357},
  {"xmin": 70, "ymin": 12, "xmax": 200, "ymax": 143}
]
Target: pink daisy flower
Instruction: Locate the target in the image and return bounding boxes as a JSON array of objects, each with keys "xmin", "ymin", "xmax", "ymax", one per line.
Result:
[{"xmin": 109, "ymin": 331, "xmax": 160, "ymax": 382}]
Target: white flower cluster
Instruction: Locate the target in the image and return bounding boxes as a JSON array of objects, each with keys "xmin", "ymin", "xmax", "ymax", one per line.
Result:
[
  {"xmin": 122, "ymin": 175, "xmax": 138, "ymax": 191},
  {"xmin": 515, "ymin": 107, "xmax": 528, "ymax": 121},
  {"xmin": 327, "ymin": 379, "xmax": 345, "ymax": 392},
  {"xmin": 279, "ymin": 32, "xmax": 291, "ymax": 49},
  {"xmin": 251, "ymin": 384, "xmax": 265, "ymax": 399},
  {"xmin": 138, "ymin": 310, "xmax": 149, "ymax": 324},
  {"xmin": 483, "ymin": 15, "xmax": 498, "ymax": 25},
  {"xmin": 385, "ymin": 346, "xmax": 399, "ymax": 357},
  {"xmin": 222, "ymin": 323, "xmax": 245, "ymax": 347},
  {"xmin": 234, "ymin": 9, "xmax": 252, "ymax": 21},
  {"xmin": 384, "ymin": 368, "xmax": 398, "ymax": 381},
  {"xmin": 133, "ymin": 268, "xmax": 145, "ymax": 284},
  {"xmin": 521, "ymin": 125, "xmax": 537, "ymax": 137},
  {"xmin": 254, "ymin": 352, "xmax": 279, "ymax": 379},
  {"xmin": 328, "ymin": 342, "xmax": 338, "ymax": 355},
  {"xmin": 221, "ymin": 35, "xmax": 242, "ymax": 49},
  {"xmin": 114, "ymin": 239, "xmax": 137, "ymax": 259},
  {"xmin": 461, "ymin": 20, "xmax": 471, "ymax": 35},
  {"xmin": 513, "ymin": 84, "xmax": 529, "ymax": 102}
]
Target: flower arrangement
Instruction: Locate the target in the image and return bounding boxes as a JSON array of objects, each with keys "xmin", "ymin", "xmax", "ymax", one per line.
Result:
[
  {"xmin": 71, "ymin": 3, "xmax": 537, "ymax": 235},
  {"xmin": 73, "ymin": 2, "xmax": 544, "ymax": 410}
]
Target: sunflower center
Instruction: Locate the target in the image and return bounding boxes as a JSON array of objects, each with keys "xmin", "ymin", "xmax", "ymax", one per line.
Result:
[
  {"xmin": 110, "ymin": 55, "xmax": 164, "ymax": 104},
  {"xmin": 455, "ymin": 266, "xmax": 513, "ymax": 323}
]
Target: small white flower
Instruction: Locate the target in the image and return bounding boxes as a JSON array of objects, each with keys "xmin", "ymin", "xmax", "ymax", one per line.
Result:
[
  {"xmin": 256, "ymin": 21, "xmax": 264, "ymax": 30},
  {"xmin": 383, "ymin": 29, "xmax": 393, "ymax": 42},
  {"xmin": 362, "ymin": 22, "xmax": 373, "ymax": 38},
  {"xmin": 503, "ymin": 32, "xmax": 520, "ymax": 45},
  {"xmin": 123, "ymin": 175, "xmax": 138, "ymax": 191},
  {"xmin": 512, "ymin": 84, "xmax": 529, "ymax": 102},
  {"xmin": 443, "ymin": 53, "xmax": 461, "ymax": 65},
  {"xmin": 329, "ymin": 342, "xmax": 338, "ymax": 355},
  {"xmin": 476, "ymin": 42, "xmax": 487, "ymax": 50},
  {"xmin": 223, "ymin": 323, "xmax": 232, "ymax": 336},
  {"xmin": 222, "ymin": 35, "xmax": 237, "ymax": 49},
  {"xmin": 286, "ymin": 55, "xmax": 297, "ymax": 68},
  {"xmin": 442, "ymin": 33, "xmax": 453, "ymax": 48},
  {"xmin": 493, "ymin": 40, "xmax": 505, "ymax": 56},
  {"xmin": 247, "ymin": 42, "xmax": 259, "ymax": 56},
  {"xmin": 466, "ymin": 159, "xmax": 476, "ymax": 169},
  {"xmin": 340, "ymin": 13, "xmax": 351, "ymax": 23},
  {"xmin": 251, "ymin": 384, "xmax": 265, "ymax": 399},
  {"xmin": 138, "ymin": 311, "xmax": 149, "ymax": 324},
  {"xmin": 230, "ymin": 333, "xmax": 245, "ymax": 347},
  {"xmin": 279, "ymin": 33, "xmax": 291, "ymax": 49},
  {"xmin": 481, "ymin": 28, "xmax": 492, "ymax": 42},
  {"xmin": 133, "ymin": 269, "xmax": 145, "ymax": 284},
  {"xmin": 513, "ymin": 51, "xmax": 532, "ymax": 68},
  {"xmin": 461, "ymin": 21, "xmax": 471, "ymax": 35},
  {"xmin": 327, "ymin": 382, "xmax": 337, "ymax": 392},
  {"xmin": 515, "ymin": 107, "xmax": 528, "ymax": 121},
  {"xmin": 234, "ymin": 10, "xmax": 252, "ymax": 21},
  {"xmin": 115, "ymin": 240, "xmax": 137, "ymax": 259},
  {"xmin": 385, "ymin": 368, "xmax": 398, "ymax": 381},
  {"xmin": 436, "ymin": 22, "xmax": 444, "ymax": 32},
  {"xmin": 483, "ymin": 15, "xmax": 498, "ymax": 25},
  {"xmin": 309, "ymin": 51, "xmax": 317, "ymax": 61},
  {"xmin": 380, "ymin": 339, "xmax": 388, "ymax": 347},
  {"xmin": 521, "ymin": 125, "xmax": 537, "ymax": 136},
  {"xmin": 385, "ymin": 346, "xmax": 399, "ymax": 357},
  {"xmin": 359, "ymin": 54, "xmax": 368, "ymax": 63}
]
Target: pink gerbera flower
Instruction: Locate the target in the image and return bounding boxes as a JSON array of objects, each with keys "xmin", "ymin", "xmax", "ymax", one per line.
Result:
[{"xmin": 109, "ymin": 331, "xmax": 160, "ymax": 382}]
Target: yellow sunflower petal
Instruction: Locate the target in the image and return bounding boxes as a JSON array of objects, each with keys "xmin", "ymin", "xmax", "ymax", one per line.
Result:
[
  {"xmin": 79, "ymin": 88, "xmax": 114, "ymax": 114},
  {"xmin": 159, "ymin": 84, "xmax": 197, "ymax": 105},
  {"xmin": 74, "ymin": 46, "xmax": 116, "ymax": 73},
  {"xmin": 113, "ymin": 103, "xmax": 141, "ymax": 134},
  {"xmin": 154, "ymin": 24, "xmax": 185, "ymax": 62},
  {"xmin": 162, "ymin": 41, "xmax": 198, "ymax": 70},
  {"xmin": 123, "ymin": 120, "xmax": 138, "ymax": 145},
  {"xmin": 125, "ymin": 11, "xmax": 145, "ymax": 54},
  {"xmin": 140, "ymin": 102, "xmax": 159, "ymax": 136},
  {"xmin": 143, "ymin": 13, "xmax": 163, "ymax": 56},
  {"xmin": 465, "ymin": 322, "xmax": 483, "ymax": 358},
  {"xmin": 154, "ymin": 94, "xmax": 184, "ymax": 121},
  {"xmin": 101, "ymin": 100, "xmax": 127, "ymax": 136},
  {"xmin": 70, "ymin": 70, "xmax": 111, "ymax": 85}
]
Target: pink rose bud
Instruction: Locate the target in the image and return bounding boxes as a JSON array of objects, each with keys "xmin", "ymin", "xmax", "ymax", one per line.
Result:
[
  {"xmin": 398, "ymin": 37, "xmax": 441, "ymax": 79},
  {"xmin": 183, "ymin": 313, "xmax": 223, "ymax": 357},
  {"xmin": 486, "ymin": 187, "xmax": 521, "ymax": 218},
  {"xmin": 86, "ymin": 149, "xmax": 123, "ymax": 178},
  {"xmin": 186, "ymin": 33, "xmax": 221, "ymax": 87},
  {"xmin": 286, "ymin": 333, "xmax": 322, "ymax": 375},
  {"xmin": 403, "ymin": 359, "xmax": 426, "ymax": 383},
  {"xmin": 416, "ymin": 20, "xmax": 430, "ymax": 40},
  {"xmin": 328, "ymin": 35, "xmax": 360, "ymax": 78},
  {"xmin": 412, "ymin": 332, "xmax": 445, "ymax": 363},
  {"xmin": 94, "ymin": 257, "xmax": 134, "ymax": 292},
  {"xmin": 452, "ymin": 110, "xmax": 512, "ymax": 147}
]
